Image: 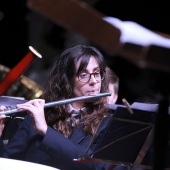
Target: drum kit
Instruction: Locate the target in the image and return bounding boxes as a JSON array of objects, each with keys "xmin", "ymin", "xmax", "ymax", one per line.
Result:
[{"xmin": 0, "ymin": 64, "xmax": 43, "ymax": 100}]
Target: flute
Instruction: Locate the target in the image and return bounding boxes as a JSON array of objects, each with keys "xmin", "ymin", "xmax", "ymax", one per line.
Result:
[{"xmin": 0, "ymin": 92, "xmax": 111, "ymax": 116}]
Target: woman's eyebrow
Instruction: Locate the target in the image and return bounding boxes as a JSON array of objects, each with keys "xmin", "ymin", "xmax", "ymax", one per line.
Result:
[
  {"xmin": 79, "ymin": 67, "xmax": 100, "ymax": 72},
  {"xmin": 90, "ymin": 66, "xmax": 100, "ymax": 70}
]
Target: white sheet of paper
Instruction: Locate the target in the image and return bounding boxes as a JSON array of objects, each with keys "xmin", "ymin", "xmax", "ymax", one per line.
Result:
[{"xmin": 103, "ymin": 16, "xmax": 170, "ymax": 48}]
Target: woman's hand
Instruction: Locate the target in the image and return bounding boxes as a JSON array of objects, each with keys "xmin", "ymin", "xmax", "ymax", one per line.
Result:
[
  {"xmin": 0, "ymin": 106, "xmax": 6, "ymax": 137},
  {"xmin": 17, "ymin": 99, "xmax": 47, "ymax": 136}
]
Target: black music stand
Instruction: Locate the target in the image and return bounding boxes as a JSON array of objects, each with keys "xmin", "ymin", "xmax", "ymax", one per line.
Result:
[{"xmin": 78, "ymin": 103, "xmax": 170, "ymax": 170}]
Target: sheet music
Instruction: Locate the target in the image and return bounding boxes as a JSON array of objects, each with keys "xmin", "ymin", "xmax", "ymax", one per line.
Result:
[
  {"xmin": 106, "ymin": 102, "xmax": 170, "ymax": 115},
  {"xmin": 103, "ymin": 16, "xmax": 170, "ymax": 48}
]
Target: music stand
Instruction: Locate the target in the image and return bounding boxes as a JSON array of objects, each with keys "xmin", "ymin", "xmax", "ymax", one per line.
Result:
[{"xmin": 78, "ymin": 103, "xmax": 170, "ymax": 170}]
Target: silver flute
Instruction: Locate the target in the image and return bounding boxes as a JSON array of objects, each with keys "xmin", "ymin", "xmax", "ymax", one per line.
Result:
[{"xmin": 0, "ymin": 92, "xmax": 111, "ymax": 116}]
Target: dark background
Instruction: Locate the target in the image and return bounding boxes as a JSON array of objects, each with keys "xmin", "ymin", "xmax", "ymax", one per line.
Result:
[{"xmin": 0, "ymin": 0, "xmax": 170, "ymax": 104}]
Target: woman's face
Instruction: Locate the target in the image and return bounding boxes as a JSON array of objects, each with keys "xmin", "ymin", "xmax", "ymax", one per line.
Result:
[{"xmin": 73, "ymin": 56, "xmax": 102, "ymax": 99}]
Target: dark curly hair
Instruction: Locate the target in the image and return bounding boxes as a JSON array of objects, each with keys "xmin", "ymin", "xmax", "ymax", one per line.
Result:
[{"xmin": 42, "ymin": 44, "xmax": 109, "ymax": 138}]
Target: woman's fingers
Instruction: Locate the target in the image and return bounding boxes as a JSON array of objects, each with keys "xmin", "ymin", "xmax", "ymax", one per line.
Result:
[
  {"xmin": 17, "ymin": 99, "xmax": 47, "ymax": 136},
  {"xmin": 0, "ymin": 106, "xmax": 7, "ymax": 111}
]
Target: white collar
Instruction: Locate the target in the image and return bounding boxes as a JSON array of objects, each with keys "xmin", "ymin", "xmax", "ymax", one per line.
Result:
[{"xmin": 67, "ymin": 104, "xmax": 86, "ymax": 114}]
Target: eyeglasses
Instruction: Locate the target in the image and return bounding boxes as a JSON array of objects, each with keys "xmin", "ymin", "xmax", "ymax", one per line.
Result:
[{"xmin": 77, "ymin": 70, "xmax": 105, "ymax": 83}]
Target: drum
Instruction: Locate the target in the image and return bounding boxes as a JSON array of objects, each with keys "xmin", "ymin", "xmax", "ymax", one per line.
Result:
[
  {"xmin": 0, "ymin": 158, "xmax": 60, "ymax": 170},
  {"xmin": 0, "ymin": 64, "xmax": 43, "ymax": 100}
]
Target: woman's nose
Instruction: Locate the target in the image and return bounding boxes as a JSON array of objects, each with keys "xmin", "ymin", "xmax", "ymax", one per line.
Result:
[{"xmin": 89, "ymin": 75, "xmax": 97, "ymax": 83}]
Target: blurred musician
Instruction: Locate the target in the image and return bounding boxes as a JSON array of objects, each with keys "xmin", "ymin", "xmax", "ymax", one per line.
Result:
[{"xmin": 106, "ymin": 66, "xmax": 119, "ymax": 104}]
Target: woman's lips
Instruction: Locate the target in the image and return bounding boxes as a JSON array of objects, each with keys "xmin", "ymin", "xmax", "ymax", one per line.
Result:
[{"xmin": 87, "ymin": 90, "xmax": 98, "ymax": 94}]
